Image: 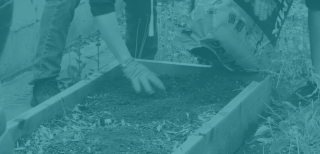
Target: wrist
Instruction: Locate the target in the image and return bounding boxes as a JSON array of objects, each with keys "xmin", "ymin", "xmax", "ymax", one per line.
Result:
[
  {"xmin": 117, "ymin": 54, "xmax": 132, "ymax": 64},
  {"xmin": 121, "ymin": 57, "xmax": 135, "ymax": 68}
]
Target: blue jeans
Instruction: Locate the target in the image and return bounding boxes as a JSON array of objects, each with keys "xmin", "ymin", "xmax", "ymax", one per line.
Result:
[
  {"xmin": 0, "ymin": 0, "xmax": 13, "ymax": 55},
  {"xmin": 33, "ymin": 0, "xmax": 158, "ymax": 82}
]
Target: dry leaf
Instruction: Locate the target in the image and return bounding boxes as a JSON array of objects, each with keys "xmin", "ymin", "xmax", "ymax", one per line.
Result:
[
  {"xmin": 198, "ymin": 115, "xmax": 206, "ymax": 122},
  {"xmin": 105, "ymin": 119, "xmax": 112, "ymax": 125},
  {"xmin": 121, "ymin": 119, "xmax": 125, "ymax": 126},
  {"xmin": 256, "ymin": 138, "xmax": 273, "ymax": 144},
  {"xmin": 164, "ymin": 132, "xmax": 171, "ymax": 141},
  {"xmin": 254, "ymin": 125, "xmax": 270, "ymax": 137}
]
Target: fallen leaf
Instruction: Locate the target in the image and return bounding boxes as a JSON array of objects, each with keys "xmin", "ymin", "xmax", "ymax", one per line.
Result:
[
  {"xmin": 164, "ymin": 132, "xmax": 171, "ymax": 141},
  {"xmin": 254, "ymin": 125, "xmax": 270, "ymax": 137},
  {"xmin": 121, "ymin": 119, "xmax": 126, "ymax": 126},
  {"xmin": 105, "ymin": 119, "xmax": 112, "ymax": 125},
  {"xmin": 157, "ymin": 124, "xmax": 163, "ymax": 132},
  {"xmin": 256, "ymin": 138, "xmax": 273, "ymax": 144}
]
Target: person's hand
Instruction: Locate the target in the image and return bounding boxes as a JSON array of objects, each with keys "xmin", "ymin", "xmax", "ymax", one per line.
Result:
[
  {"xmin": 253, "ymin": 0, "xmax": 276, "ymax": 21},
  {"xmin": 121, "ymin": 58, "xmax": 165, "ymax": 94}
]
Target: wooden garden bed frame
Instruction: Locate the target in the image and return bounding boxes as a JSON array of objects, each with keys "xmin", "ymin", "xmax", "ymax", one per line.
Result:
[{"xmin": 6, "ymin": 60, "xmax": 271, "ymax": 154}]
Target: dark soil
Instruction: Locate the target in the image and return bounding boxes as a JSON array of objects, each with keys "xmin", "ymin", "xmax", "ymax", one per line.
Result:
[
  {"xmin": 16, "ymin": 71, "xmax": 251, "ymax": 154},
  {"xmin": 235, "ymin": 136, "xmax": 272, "ymax": 154}
]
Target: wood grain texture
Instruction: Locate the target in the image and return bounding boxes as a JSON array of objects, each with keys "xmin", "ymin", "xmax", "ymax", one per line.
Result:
[
  {"xmin": 6, "ymin": 62, "xmax": 120, "ymax": 141},
  {"xmin": 137, "ymin": 59, "xmax": 264, "ymax": 82},
  {"xmin": 5, "ymin": 59, "xmax": 270, "ymax": 154},
  {"xmin": 172, "ymin": 76, "xmax": 271, "ymax": 154}
]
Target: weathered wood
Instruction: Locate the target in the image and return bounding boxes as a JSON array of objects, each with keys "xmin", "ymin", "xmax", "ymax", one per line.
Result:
[
  {"xmin": 6, "ymin": 62, "xmax": 120, "ymax": 141},
  {"xmin": 137, "ymin": 60, "xmax": 264, "ymax": 82},
  {"xmin": 6, "ymin": 60, "xmax": 271, "ymax": 154},
  {"xmin": 172, "ymin": 76, "xmax": 271, "ymax": 154}
]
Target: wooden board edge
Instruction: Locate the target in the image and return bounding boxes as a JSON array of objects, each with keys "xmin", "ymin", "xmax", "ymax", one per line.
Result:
[
  {"xmin": 138, "ymin": 60, "xmax": 263, "ymax": 82},
  {"xmin": 6, "ymin": 62, "xmax": 120, "ymax": 141},
  {"xmin": 172, "ymin": 75, "xmax": 271, "ymax": 154}
]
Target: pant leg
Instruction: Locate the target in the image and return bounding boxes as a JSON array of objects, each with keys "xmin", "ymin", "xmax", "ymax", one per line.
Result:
[
  {"xmin": 124, "ymin": 0, "xmax": 158, "ymax": 60},
  {"xmin": 0, "ymin": 0, "xmax": 13, "ymax": 55},
  {"xmin": 306, "ymin": 0, "xmax": 320, "ymax": 10},
  {"xmin": 32, "ymin": 0, "xmax": 80, "ymax": 83}
]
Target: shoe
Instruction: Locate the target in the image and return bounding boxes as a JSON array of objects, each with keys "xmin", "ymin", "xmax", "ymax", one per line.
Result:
[
  {"xmin": 189, "ymin": 47, "xmax": 219, "ymax": 65},
  {"xmin": 31, "ymin": 78, "xmax": 60, "ymax": 107},
  {"xmin": 285, "ymin": 81, "xmax": 320, "ymax": 107}
]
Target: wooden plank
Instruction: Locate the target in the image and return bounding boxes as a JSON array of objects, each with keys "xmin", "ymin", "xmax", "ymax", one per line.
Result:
[
  {"xmin": 6, "ymin": 59, "xmax": 271, "ymax": 154},
  {"xmin": 172, "ymin": 76, "xmax": 271, "ymax": 154},
  {"xmin": 138, "ymin": 60, "xmax": 264, "ymax": 82},
  {"xmin": 6, "ymin": 62, "xmax": 120, "ymax": 141}
]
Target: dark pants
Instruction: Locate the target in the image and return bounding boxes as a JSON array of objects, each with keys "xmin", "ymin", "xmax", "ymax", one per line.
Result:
[
  {"xmin": 306, "ymin": 0, "xmax": 320, "ymax": 10},
  {"xmin": 0, "ymin": 0, "xmax": 13, "ymax": 55},
  {"xmin": 33, "ymin": 0, "xmax": 158, "ymax": 82}
]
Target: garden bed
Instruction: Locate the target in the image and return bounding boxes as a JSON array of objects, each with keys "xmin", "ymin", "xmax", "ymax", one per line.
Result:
[{"xmin": 8, "ymin": 60, "xmax": 271, "ymax": 154}]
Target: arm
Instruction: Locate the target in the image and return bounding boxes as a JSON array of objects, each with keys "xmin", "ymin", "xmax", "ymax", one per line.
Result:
[
  {"xmin": 94, "ymin": 12, "xmax": 131, "ymax": 64},
  {"xmin": 90, "ymin": 1, "xmax": 165, "ymax": 94}
]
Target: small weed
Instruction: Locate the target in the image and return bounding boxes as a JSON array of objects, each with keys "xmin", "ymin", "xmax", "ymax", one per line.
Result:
[
  {"xmin": 58, "ymin": 35, "xmax": 88, "ymax": 89},
  {"xmin": 85, "ymin": 31, "xmax": 103, "ymax": 74}
]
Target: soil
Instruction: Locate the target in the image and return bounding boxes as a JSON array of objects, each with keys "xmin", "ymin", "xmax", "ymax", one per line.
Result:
[
  {"xmin": 235, "ymin": 136, "xmax": 272, "ymax": 154},
  {"xmin": 16, "ymin": 71, "xmax": 251, "ymax": 154}
]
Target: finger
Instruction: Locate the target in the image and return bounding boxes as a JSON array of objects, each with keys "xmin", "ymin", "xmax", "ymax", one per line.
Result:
[
  {"xmin": 139, "ymin": 73, "xmax": 155, "ymax": 94},
  {"xmin": 131, "ymin": 78, "xmax": 142, "ymax": 93},
  {"xmin": 148, "ymin": 73, "xmax": 166, "ymax": 91}
]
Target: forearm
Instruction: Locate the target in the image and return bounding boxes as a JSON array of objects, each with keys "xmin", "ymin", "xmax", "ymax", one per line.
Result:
[
  {"xmin": 308, "ymin": 9, "xmax": 320, "ymax": 74},
  {"xmin": 94, "ymin": 12, "xmax": 131, "ymax": 64}
]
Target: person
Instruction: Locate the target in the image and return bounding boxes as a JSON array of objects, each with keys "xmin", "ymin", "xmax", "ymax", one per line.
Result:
[
  {"xmin": 187, "ymin": 0, "xmax": 320, "ymax": 106},
  {"xmin": 31, "ymin": 0, "xmax": 164, "ymax": 107},
  {"xmin": 0, "ymin": 0, "xmax": 15, "ymax": 153}
]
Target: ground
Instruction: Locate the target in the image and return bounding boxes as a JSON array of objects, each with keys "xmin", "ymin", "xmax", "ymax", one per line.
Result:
[
  {"xmin": 15, "ymin": 72, "xmax": 248, "ymax": 154},
  {"xmin": 3, "ymin": 0, "xmax": 320, "ymax": 154}
]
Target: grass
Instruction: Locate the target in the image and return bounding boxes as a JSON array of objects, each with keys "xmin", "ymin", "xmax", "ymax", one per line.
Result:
[
  {"xmin": 249, "ymin": 0, "xmax": 320, "ymax": 153},
  {"xmin": 155, "ymin": 0, "xmax": 320, "ymax": 153}
]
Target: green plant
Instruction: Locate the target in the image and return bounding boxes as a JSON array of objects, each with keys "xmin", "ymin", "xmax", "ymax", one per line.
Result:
[
  {"xmin": 58, "ymin": 35, "xmax": 87, "ymax": 89},
  {"xmin": 84, "ymin": 31, "xmax": 103, "ymax": 77}
]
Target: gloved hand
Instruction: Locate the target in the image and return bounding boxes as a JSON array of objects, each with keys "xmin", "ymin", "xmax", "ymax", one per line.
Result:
[
  {"xmin": 121, "ymin": 58, "xmax": 165, "ymax": 94},
  {"xmin": 253, "ymin": 0, "xmax": 276, "ymax": 21}
]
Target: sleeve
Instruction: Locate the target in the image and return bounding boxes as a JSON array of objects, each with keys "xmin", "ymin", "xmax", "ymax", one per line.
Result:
[
  {"xmin": 89, "ymin": 0, "xmax": 116, "ymax": 17},
  {"xmin": 305, "ymin": 0, "xmax": 320, "ymax": 10}
]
